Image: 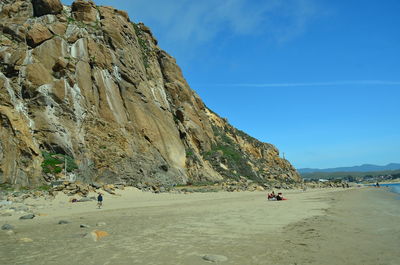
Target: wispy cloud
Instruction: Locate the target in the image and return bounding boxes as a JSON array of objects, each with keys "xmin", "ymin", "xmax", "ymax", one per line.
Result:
[
  {"xmin": 195, "ymin": 80, "xmax": 400, "ymax": 88},
  {"xmin": 115, "ymin": 0, "xmax": 321, "ymax": 45}
]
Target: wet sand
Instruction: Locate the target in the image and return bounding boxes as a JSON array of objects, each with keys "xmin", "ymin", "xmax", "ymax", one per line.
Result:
[{"xmin": 1, "ymin": 187, "xmax": 399, "ymax": 265}]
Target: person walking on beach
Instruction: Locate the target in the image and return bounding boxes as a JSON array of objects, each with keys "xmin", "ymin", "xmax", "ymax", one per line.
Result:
[{"xmin": 97, "ymin": 193, "xmax": 103, "ymax": 209}]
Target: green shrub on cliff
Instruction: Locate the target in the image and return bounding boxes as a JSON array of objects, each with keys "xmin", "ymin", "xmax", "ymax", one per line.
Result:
[
  {"xmin": 41, "ymin": 152, "xmax": 78, "ymax": 174},
  {"xmin": 202, "ymin": 125, "xmax": 263, "ymax": 182},
  {"xmin": 132, "ymin": 22, "xmax": 151, "ymax": 69}
]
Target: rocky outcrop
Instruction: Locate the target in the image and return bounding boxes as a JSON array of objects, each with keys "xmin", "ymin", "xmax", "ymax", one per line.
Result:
[
  {"xmin": 71, "ymin": 0, "xmax": 97, "ymax": 23},
  {"xmin": 0, "ymin": 0, "xmax": 301, "ymax": 188},
  {"xmin": 26, "ymin": 23, "xmax": 53, "ymax": 47},
  {"xmin": 32, "ymin": 0, "xmax": 63, "ymax": 17}
]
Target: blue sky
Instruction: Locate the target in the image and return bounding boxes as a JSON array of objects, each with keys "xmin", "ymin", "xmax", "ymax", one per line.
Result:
[{"xmin": 62, "ymin": 0, "xmax": 400, "ymax": 169}]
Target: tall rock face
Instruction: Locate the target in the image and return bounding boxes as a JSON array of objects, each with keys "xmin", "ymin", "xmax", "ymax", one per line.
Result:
[{"xmin": 0, "ymin": 0, "xmax": 301, "ymax": 187}]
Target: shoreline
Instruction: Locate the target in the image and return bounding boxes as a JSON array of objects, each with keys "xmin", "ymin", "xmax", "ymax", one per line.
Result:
[{"xmin": 1, "ymin": 187, "xmax": 398, "ymax": 264}]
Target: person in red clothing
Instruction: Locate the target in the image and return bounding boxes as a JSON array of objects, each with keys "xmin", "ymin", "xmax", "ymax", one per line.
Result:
[{"xmin": 267, "ymin": 191, "xmax": 276, "ymax": 200}]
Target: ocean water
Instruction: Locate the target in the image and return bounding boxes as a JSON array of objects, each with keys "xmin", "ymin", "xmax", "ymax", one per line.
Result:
[
  {"xmin": 386, "ymin": 183, "xmax": 400, "ymax": 194},
  {"xmin": 377, "ymin": 183, "xmax": 400, "ymax": 194}
]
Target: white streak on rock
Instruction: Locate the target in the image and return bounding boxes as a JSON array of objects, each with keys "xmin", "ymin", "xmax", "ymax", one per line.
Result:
[
  {"xmin": 113, "ymin": 65, "xmax": 121, "ymax": 81},
  {"xmin": 23, "ymin": 50, "xmax": 33, "ymax": 65},
  {"xmin": 1, "ymin": 73, "xmax": 35, "ymax": 131},
  {"xmin": 71, "ymin": 38, "xmax": 88, "ymax": 61}
]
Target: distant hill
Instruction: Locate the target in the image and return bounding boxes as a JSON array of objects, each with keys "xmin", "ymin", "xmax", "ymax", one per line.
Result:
[
  {"xmin": 300, "ymin": 169, "xmax": 400, "ymax": 180},
  {"xmin": 298, "ymin": 163, "xmax": 400, "ymax": 174}
]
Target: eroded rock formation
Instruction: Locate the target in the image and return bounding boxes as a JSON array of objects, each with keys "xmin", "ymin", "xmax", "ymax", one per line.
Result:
[{"xmin": 0, "ymin": 0, "xmax": 301, "ymax": 187}]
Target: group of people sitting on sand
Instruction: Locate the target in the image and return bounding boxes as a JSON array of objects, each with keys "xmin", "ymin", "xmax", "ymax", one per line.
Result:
[{"xmin": 267, "ymin": 191, "xmax": 287, "ymax": 201}]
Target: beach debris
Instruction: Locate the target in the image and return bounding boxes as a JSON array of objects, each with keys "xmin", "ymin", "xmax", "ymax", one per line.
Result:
[
  {"xmin": 202, "ymin": 254, "xmax": 228, "ymax": 263},
  {"xmin": 5, "ymin": 230, "xmax": 15, "ymax": 236},
  {"xmin": 96, "ymin": 222, "xmax": 106, "ymax": 227},
  {"xmin": 52, "ymin": 182, "xmax": 124, "ymax": 196},
  {"xmin": 58, "ymin": 220, "xmax": 70, "ymax": 225},
  {"xmin": 84, "ymin": 230, "xmax": 110, "ymax": 242},
  {"xmin": 80, "ymin": 224, "xmax": 90, "ymax": 228},
  {"xmin": 37, "ymin": 213, "xmax": 48, "ymax": 216},
  {"xmin": 1, "ymin": 224, "xmax": 14, "ymax": 230},
  {"xmin": 19, "ymin": 237, "xmax": 33, "ymax": 243},
  {"xmin": 19, "ymin": 214, "xmax": 35, "ymax": 220}
]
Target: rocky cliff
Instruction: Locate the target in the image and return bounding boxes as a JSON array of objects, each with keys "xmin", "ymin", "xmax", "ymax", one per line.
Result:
[{"xmin": 0, "ymin": 0, "xmax": 301, "ymax": 188}]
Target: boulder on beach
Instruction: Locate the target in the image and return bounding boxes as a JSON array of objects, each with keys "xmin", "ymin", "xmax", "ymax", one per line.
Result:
[
  {"xmin": 19, "ymin": 214, "xmax": 35, "ymax": 220},
  {"xmin": 1, "ymin": 224, "xmax": 14, "ymax": 230},
  {"xmin": 202, "ymin": 254, "xmax": 228, "ymax": 263},
  {"xmin": 85, "ymin": 230, "xmax": 110, "ymax": 242}
]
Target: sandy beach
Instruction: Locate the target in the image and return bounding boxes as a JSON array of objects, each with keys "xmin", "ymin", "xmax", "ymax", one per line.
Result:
[{"xmin": 1, "ymin": 187, "xmax": 399, "ymax": 265}]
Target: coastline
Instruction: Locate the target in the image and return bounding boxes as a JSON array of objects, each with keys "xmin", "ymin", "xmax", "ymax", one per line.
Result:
[{"xmin": 1, "ymin": 187, "xmax": 398, "ymax": 264}]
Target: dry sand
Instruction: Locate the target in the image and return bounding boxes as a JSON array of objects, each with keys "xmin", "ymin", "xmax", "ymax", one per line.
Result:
[{"xmin": 0, "ymin": 187, "xmax": 399, "ymax": 265}]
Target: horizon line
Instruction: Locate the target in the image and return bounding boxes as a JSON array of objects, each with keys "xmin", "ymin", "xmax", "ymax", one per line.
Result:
[{"xmin": 193, "ymin": 80, "xmax": 400, "ymax": 88}]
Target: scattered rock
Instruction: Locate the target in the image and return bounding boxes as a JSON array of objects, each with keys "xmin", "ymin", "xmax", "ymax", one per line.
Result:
[
  {"xmin": 1, "ymin": 224, "xmax": 14, "ymax": 230},
  {"xmin": 114, "ymin": 184, "xmax": 125, "ymax": 190},
  {"xmin": 58, "ymin": 220, "xmax": 70, "ymax": 225},
  {"xmin": 77, "ymin": 197, "xmax": 91, "ymax": 202},
  {"xmin": 19, "ymin": 214, "xmax": 35, "ymax": 220},
  {"xmin": 91, "ymin": 182, "xmax": 102, "ymax": 189},
  {"xmin": 202, "ymin": 254, "xmax": 228, "ymax": 263},
  {"xmin": 103, "ymin": 188, "xmax": 115, "ymax": 195},
  {"xmin": 37, "ymin": 213, "xmax": 48, "ymax": 217},
  {"xmin": 96, "ymin": 222, "xmax": 106, "ymax": 227},
  {"xmin": 80, "ymin": 224, "xmax": 90, "ymax": 228},
  {"xmin": 51, "ymin": 180, "xmax": 65, "ymax": 187},
  {"xmin": 5, "ymin": 230, "xmax": 15, "ymax": 236},
  {"xmin": 90, "ymin": 230, "xmax": 109, "ymax": 242},
  {"xmin": 19, "ymin": 237, "xmax": 33, "ymax": 243}
]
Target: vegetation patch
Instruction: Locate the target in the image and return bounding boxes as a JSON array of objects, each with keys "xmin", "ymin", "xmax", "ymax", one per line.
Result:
[
  {"xmin": 41, "ymin": 152, "xmax": 78, "ymax": 174},
  {"xmin": 0, "ymin": 183, "xmax": 13, "ymax": 191},
  {"xmin": 202, "ymin": 125, "xmax": 263, "ymax": 183},
  {"xmin": 66, "ymin": 15, "xmax": 101, "ymax": 31},
  {"xmin": 36, "ymin": 184, "xmax": 52, "ymax": 191},
  {"xmin": 132, "ymin": 22, "xmax": 151, "ymax": 69}
]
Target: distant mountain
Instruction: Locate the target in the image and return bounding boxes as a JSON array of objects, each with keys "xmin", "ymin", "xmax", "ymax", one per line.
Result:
[{"xmin": 298, "ymin": 163, "xmax": 400, "ymax": 174}]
